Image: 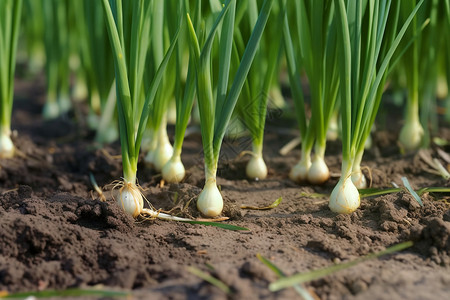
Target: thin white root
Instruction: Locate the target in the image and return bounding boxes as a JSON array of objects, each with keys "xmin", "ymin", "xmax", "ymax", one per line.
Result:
[
  {"xmin": 141, "ymin": 208, "xmax": 192, "ymax": 221},
  {"xmin": 279, "ymin": 136, "xmax": 301, "ymax": 156}
]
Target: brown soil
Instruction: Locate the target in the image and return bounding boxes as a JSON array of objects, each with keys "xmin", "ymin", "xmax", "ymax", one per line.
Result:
[{"xmin": 1, "ymin": 77, "xmax": 450, "ymax": 300}]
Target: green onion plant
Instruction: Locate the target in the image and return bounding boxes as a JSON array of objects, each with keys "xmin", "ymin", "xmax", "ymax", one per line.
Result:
[
  {"xmin": 187, "ymin": 0, "xmax": 274, "ymax": 217},
  {"xmin": 234, "ymin": 0, "xmax": 283, "ymax": 180},
  {"xmin": 102, "ymin": 0, "xmax": 180, "ymax": 218},
  {"xmin": 330, "ymin": 0, "xmax": 424, "ymax": 213},
  {"xmin": 143, "ymin": 0, "xmax": 179, "ymax": 172},
  {"xmin": 0, "ymin": 0, "xmax": 22, "ymax": 159},
  {"xmin": 398, "ymin": 0, "xmax": 439, "ymax": 151},
  {"xmin": 283, "ymin": 0, "xmax": 340, "ymax": 185},
  {"xmin": 161, "ymin": 0, "xmax": 197, "ymax": 183}
]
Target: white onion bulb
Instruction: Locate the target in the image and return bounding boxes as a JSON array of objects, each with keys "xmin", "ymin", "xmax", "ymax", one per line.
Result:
[
  {"xmin": 117, "ymin": 182, "xmax": 143, "ymax": 218},
  {"xmin": 197, "ymin": 179, "xmax": 223, "ymax": 217},
  {"xmin": 307, "ymin": 156, "xmax": 330, "ymax": 184},
  {"xmin": 351, "ymin": 170, "xmax": 367, "ymax": 189},
  {"xmin": 246, "ymin": 155, "xmax": 268, "ymax": 180},
  {"xmin": 0, "ymin": 131, "xmax": 15, "ymax": 158},
  {"xmin": 399, "ymin": 119, "xmax": 424, "ymax": 152},
  {"xmin": 289, "ymin": 157, "xmax": 311, "ymax": 182},
  {"xmin": 326, "ymin": 116, "xmax": 339, "ymax": 141},
  {"xmin": 153, "ymin": 138, "xmax": 173, "ymax": 172},
  {"xmin": 42, "ymin": 101, "xmax": 60, "ymax": 120},
  {"xmin": 329, "ymin": 177, "xmax": 360, "ymax": 214},
  {"xmin": 162, "ymin": 156, "xmax": 186, "ymax": 183}
]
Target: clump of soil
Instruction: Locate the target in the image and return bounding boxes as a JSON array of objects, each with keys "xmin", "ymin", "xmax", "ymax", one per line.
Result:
[{"xmin": 0, "ymin": 77, "xmax": 449, "ymax": 299}]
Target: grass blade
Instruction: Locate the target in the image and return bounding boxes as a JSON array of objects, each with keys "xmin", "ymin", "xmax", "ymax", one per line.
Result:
[
  {"xmin": 416, "ymin": 187, "xmax": 450, "ymax": 196},
  {"xmin": 359, "ymin": 187, "xmax": 403, "ymax": 198},
  {"xmin": 241, "ymin": 197, "xmax": 282, "ymax": 210},
  {"xmin": 187, "ymin": 266, "xmax": 232, "ymax": 294},
  {"xmin": 0, "ymin": 288, "xmax": 130, "ymax": 298},
  {"xmin": 269, "ymin": 241, "xmax": 413, "ymax": 291},
  {"xmin": 257, "ymin": 254, "xmax": 315, "ymax": 300},
  {"xmin": 181, "ymin": 221, "xmax": 249, "ymax": 231},
  {"xmin": 401, "ymin": 177, "xmax": 424, "ymax": 207}
]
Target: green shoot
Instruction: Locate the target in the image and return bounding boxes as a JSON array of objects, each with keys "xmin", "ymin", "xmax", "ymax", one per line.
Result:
[
  {"xmin": 257, "ymin": 254, "xmax": 314, "ymax": 300},
  {"xmin": 401, "ymin": 177, "xmax": 424, "ymax": 206},
  {"xmin": 0, "ymin": 288, "xmax": 130, "ymax": 299},
  {"xmin": 180, "ymin": 221, "xmax": 249, "ymax": 231},
  {"xmin": 187, "ymin": 266, "xmax": 232, "ymax": 294},
  {"xmin": 241, "ymin": 197, "xmax": 282, "ymax": 210}
]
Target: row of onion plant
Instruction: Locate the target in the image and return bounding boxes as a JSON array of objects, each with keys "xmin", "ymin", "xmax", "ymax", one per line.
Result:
[{"xmin": 0, "ymin": 0, "xmax": 22, "ymax": 159}]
